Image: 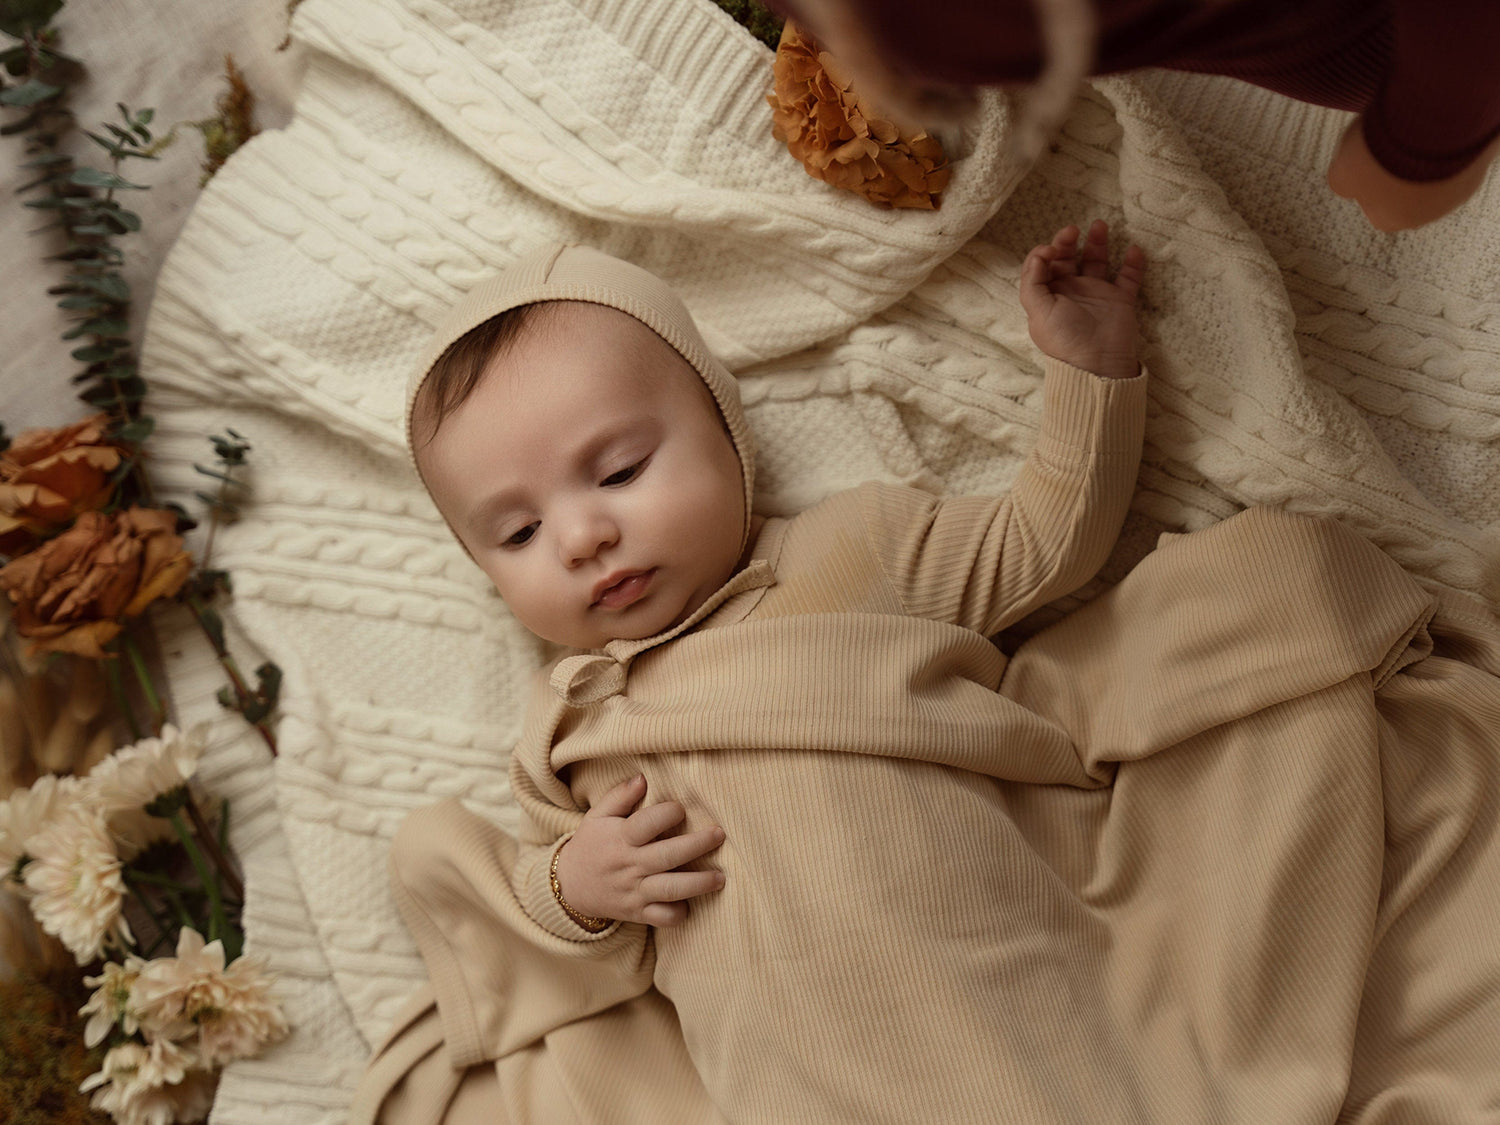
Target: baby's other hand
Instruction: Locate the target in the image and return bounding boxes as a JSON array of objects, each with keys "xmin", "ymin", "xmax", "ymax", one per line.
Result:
[
  {"xmin": 554, "ymin": 774, "xmax": 725, "ymax": 928},
  {"xmin": 1020, "ymin": 220, "xmax": 1145, "ymax": 381}
]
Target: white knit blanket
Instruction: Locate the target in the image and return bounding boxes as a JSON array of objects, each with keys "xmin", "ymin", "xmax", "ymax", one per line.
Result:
[{"xmin": 137, "ymin": 0, "xmax": 1500, "ymax": 1120}]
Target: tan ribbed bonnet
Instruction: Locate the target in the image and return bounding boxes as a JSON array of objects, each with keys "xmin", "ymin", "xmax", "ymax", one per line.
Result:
[{"xmin": 405, "ymin": 243, "xmax": 756, "ymax": 551}]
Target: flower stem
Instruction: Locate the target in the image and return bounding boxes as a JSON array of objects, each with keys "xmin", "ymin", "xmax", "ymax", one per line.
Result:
[
  {"xmin": 122, "ymin": 632, "xmax": 165, "ymax": 735},
  {"xmin": 184, "ymin": 792, "xmax": 244, "ymax": 904},
  {"xmin": 167, "ymin": 808, "xmax": 243, "ymax": 961},
  {"xmin": 103, "ymin": 653, "xmax": 142, "ymax": 741},
  {"xmin": 185, "ymin": 594, "xmax": 278, "ymax": 757}
]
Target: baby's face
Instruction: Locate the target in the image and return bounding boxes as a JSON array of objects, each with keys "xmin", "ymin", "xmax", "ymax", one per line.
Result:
[{"xmin": 418, "ymin": 302, "xmax": 746, "ymax": 650}]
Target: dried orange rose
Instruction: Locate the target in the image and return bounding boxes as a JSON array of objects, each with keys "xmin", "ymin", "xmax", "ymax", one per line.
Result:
[
  {"xmin": 766, "ymin": 21, "xmax": 950, "ymax": 210},
  {"xmin": 0, "ymin": 415, "xmax": 123, "ymax": 558},
  {"xmin": 0, "ymin": 507, "xmax": 192, "ymax": 658}
]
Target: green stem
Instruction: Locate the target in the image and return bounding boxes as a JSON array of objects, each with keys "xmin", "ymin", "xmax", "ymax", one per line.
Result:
[
  {"xmin": 184, "ymin": 792, "xmax": 244, "ymax": 903},
  {"xmin": 166, "ymin": 808, "xmax": 242, "ymax": 960},
  {"xmin": 103, "ymin": 653, "xmax": 142, "ymax": 741},
  {"xmin": 122, "ymin": 632, "xmax": 164, "ymax": 734},
  {"xmin": 123, "ymin": 868, "xmax": 199, "ymax": 891},
  {"xmin": 185, "ymin": 595, "xmax": 277, "ymax": 757}
]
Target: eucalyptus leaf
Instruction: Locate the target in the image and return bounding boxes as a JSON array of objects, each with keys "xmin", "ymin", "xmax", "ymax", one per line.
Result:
[
  {"xmin": 20, "ymin": 151, "xmax": 70, "ymax": 167},
  {"xmin": 102, "ymin": 208, "xmax": 141, "ymax": 232},
  {"xmin": 117, "ymin": 417, "xmax": 155, "ymax": 443},
  {"xmin": 77, "ymin": 274, "xmax": 129, "ymax": 300},
  {"xmin": 57, "ymin": 294, "xmax": 106, "ymax": 309},
  {"xmin": 0, "ymin": 110, "xmax": 41, "ymax": 136},
  {"xmin": 71, "ymin": 344, "xmax": 119, "ymax": 363},
  {"xmin": 0, "ymin": 78, "xmax": 60, "ymax": 107},
  {"xmin": 69, "ymin": 166, "xmax": 146, "ymax": 190},
  {"xmin": 77, "ymin": 317, "xmax": 129, "ymax": 336},
  {"xmin": 0, "ymin": 0, "xmax": 64, "ymax": 37},
  {"xmin": 85, "ymin": 129, "xmax": 122, "ymax": 154}
]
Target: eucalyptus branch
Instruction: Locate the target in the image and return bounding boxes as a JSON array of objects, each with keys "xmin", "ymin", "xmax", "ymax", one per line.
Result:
[{"xmin": 2, "ymin": 4, "xmax": 162, "ymax": 510}]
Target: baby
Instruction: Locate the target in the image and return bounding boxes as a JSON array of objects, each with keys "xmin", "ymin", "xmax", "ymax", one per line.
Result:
[{"xmin": 382, "ymin": 224, "xmax": 1149, "ymax": 1121}]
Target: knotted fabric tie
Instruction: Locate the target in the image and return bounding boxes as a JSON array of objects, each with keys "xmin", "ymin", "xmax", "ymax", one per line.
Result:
[{"xmin": 550, "ymin": 560, "xmax": 775, "ymax": 705}]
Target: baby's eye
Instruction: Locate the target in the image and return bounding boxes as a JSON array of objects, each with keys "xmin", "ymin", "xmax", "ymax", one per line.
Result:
[
  {"xmin": 601, "ymin": 458, "xmax": 646, "ymax": 487},
  {"xmin": 504, "ymin": 522, "xmax": 538, "ymax": 547}
]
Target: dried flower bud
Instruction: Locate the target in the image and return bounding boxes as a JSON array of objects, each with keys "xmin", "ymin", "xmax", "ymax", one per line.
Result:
[
  {"xmin": 0, "ymin": 415, "xmax": 123, "ymax": 558},
  {"xmin": 0, "ymin": 507, "xmax": 192, "ymax": 659},
  {"xmin": 766, "ymin": 21, "xmax": 951, "ymax": 210}
]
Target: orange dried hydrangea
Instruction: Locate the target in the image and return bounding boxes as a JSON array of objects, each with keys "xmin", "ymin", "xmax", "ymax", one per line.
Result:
[
  {"xmin": 0, "ymin": 507, "xmax": 192, "ymax": 659},
  {"xmin": 0, "ymin": 415, "xmax": 123, "ymax": 558},
  {"xmin": 767, "ymin": 20, "xmax": 950, "ymax": 210}
]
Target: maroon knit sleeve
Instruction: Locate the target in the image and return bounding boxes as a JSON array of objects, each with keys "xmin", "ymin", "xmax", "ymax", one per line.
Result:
[{"xmin": 1362, "ymin": 0, "xmax": 1500, "ymax": 182}]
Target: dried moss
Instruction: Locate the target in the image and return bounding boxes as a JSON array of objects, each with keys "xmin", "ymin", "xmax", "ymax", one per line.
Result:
[
  {"xmin": 0, "ymin": 967, "xmax": 110, "ymax": 1125},
  {"xmin": 196, "ymin": 54, "xmax": 258, "ymax": 186},
  {"xmin": 712, "ymin": 0, "xmax": 784, "ymax": 51}
]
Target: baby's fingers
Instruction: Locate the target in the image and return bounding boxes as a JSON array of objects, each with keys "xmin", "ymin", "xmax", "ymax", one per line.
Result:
[
  {"xmin": 643, "ymin": 825, "xmax": 726, "ymax": 874},
  {"xmin": 1018, "ymin": 247, "xmax": 1059, "ymax": 319},
  {"xmin": 640, "ymin": 868, "xmax": 727, "ymax": 919},
  {"xmin": 1112, "ymin": 243, "xmax": 1147, "ymax": 299},
  {"xmin": 588, "ymin": 773, "xmax": 647, "ymax": 819},
  {"xmin": 1079, "ymin": 219, "xmax": 1110, "ymax": 279},
  {"xmin": 623, "ymin": 798, "xmax": 687, "ymax": 845}
]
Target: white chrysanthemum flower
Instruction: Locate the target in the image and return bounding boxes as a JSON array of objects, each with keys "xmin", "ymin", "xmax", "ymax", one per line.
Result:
[
  {"xmin": 21, "ymin": 801, "xmax": 132, "ymax": 964},
  {"xmin": 80, "ymin": 1036, "xmax": 217, "ymax": 1125},
  {"xmin": 132, "ymin": 927, "xmax": 290, "ymax": 1067},
  {"xmin": 84, "ymin": 724, "xmax": 207, "ymax": 859},
  {"xmin": 86, "ymin": 723, "xmax": 205, "ymax": 815},
  {"xmin": 81, "ymin": 954, "xmax": 147, "ymax": 1047},
  {"xmin": 0, "ymin": 773, "xmax": 82, "ymax": 892}
]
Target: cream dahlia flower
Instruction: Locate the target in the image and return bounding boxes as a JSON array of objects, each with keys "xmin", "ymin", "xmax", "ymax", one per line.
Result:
[
  {"xmin": 80, "ymin": 1036, "xmax": 217, "ymax": 1125},
  {"xmin": 21, "ymin": 800, "xmax": 132, "ymax": 963},
  {"xmin": 132, "ymin": 926, "xmax": 290, "ymax": 1067}
]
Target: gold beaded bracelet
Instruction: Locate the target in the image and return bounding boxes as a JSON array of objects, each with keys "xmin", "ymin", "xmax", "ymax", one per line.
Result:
[{"xmin": 549, "ymin": 842, "xmax": 611, "ymax": 933}]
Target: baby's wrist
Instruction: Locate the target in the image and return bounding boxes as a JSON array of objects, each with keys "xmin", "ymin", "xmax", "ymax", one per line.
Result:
[
  {"xmin": 550, "ymin": 840, "xmax": 612, "ymax": 933},
  {"xmin": 1048, "ymin": 351, "xmax": 1139, "ymax": 381}
]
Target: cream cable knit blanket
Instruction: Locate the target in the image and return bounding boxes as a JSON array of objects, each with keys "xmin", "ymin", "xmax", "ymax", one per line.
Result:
[{"xmin": 136, "ymin": 0, "xmax": 1500, "ymax": 1120}]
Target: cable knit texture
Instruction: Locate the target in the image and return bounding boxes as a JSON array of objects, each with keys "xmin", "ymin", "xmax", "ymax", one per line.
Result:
[{"xmin": 133, "ymin": 0, "xmax": 1500, "ymax": 1120}]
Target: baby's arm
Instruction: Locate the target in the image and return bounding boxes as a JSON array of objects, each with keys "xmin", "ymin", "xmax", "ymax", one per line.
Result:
[
  {"xmin": 552, "ymin": 774, "xmax": 726, "ymax": 929},
  {"xmin": 859, "ymin": 220, "xmax": 1147, "ymax": 635}
]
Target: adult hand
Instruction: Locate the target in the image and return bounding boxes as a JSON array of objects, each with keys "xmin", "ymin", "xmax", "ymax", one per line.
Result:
[{"xmin": 1327, "ymin": 115, "xmax": 1500, "ymax": 233}]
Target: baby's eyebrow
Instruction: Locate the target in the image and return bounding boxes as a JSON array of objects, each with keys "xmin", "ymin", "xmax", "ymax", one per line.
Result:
[
  {"xmin": 464, "ymin": 486, "xmax": 527, "ymax": 536},
  {"xmin": 461, "ymin": 419, "xmax": 651, "ymax": 534}
]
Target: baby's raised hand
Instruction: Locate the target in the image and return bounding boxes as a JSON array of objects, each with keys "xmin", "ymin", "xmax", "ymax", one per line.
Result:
[
  {"xmin": 553, "ymin": 774, "xmax": 725, "ymax": 928},
  {"xmin": 1019, "ymin": 220, "xmax": 1145, "ymax": 381}
]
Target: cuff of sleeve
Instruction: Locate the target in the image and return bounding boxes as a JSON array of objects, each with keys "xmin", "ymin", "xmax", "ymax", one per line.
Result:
[
  {"xmin": 1037, "ymin": 356, "xmax": 1148, "ymax": 456},
  {"xmin": 1363, "ymin": 104, "xmax": 1500, "ymax": 183},
  {"xmin": 523, "ymin": 832, "xmax": 621, "ymax": 942}
]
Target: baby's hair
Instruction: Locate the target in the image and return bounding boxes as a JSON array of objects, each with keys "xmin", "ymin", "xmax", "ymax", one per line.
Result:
[{"xmin": 413, "ymin": 302, "xmax": 550, "ymax": 446}]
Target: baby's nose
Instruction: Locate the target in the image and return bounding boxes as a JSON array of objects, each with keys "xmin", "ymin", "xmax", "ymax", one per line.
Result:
[{"xmin": 559, "ymin": 509, "xmax": 619, "ymax": 565}]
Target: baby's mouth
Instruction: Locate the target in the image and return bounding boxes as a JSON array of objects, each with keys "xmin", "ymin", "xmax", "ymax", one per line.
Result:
[{"xmin": 593, "ymin": 569, "xmax": 656, "ymax": 609}]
